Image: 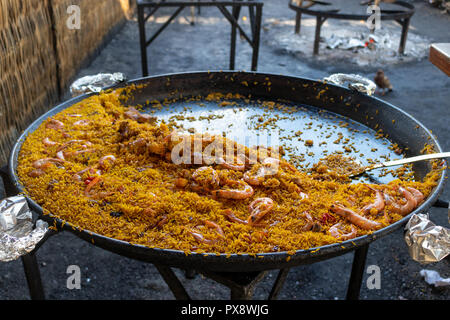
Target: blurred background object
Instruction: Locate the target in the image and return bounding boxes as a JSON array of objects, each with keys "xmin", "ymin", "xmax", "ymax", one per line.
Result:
[{"xmin": 0, "ymin": 0, "xmax": 134, "ymax": 166}]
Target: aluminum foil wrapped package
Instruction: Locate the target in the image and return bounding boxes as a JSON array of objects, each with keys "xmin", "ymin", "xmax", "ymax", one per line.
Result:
[
  {"xmin": 0, "ymin": 196, "xmax": 48, "ymax": 262},
  {"xmin": 323, "ymin": 73, "xmax": 376, "ymax": 96},
  {"xmin": 404, "ymin": 213, "xmax": 450, "ymax": 264},
  {"xmin": 70, "ymin": 72, "xmax": 126, "ymax": 97}
]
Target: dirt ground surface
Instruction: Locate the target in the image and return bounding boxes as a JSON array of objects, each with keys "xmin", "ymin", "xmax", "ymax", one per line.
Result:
[{"xmin": 1, "ymin": 0, "xmax": 449, "ymax": 300}]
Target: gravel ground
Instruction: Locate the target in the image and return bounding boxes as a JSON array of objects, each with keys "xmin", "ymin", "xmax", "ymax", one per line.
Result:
[{"xmin": 1, "ymin": 0, "xmax": 449, "ymax": 300}]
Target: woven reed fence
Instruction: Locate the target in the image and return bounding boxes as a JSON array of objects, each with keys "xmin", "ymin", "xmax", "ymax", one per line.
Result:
[{"xmin": 0, "ymin": 0, "xmax": 134, "ymax": 166}]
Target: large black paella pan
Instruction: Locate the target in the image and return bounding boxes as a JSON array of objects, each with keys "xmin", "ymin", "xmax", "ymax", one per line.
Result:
[{"xmin": 8, "ymin": 71, "xmax": 447, "ymax": 272}]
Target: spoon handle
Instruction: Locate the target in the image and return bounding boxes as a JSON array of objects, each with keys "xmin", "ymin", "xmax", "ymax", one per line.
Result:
[{"xmin": 369, "ymin": 152, "xmax": 450, "ymax": 171}]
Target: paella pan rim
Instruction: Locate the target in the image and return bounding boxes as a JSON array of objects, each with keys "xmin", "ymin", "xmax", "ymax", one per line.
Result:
[{"xmin": 8, "ymin": 71, "xmax": 446, "ymax": 270}]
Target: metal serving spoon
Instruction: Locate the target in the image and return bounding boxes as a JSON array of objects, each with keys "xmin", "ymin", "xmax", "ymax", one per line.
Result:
[{"xmin": 348, "ymin": 152, "xmax": 450, "ymax": 178}]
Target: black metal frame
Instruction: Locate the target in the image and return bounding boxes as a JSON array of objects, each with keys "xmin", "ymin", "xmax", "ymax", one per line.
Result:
[
  {"xmin": 288, "ymin": 0, "xmax": 415, "ymax": 55},
  {"xmin": 137, "ymin": 0, "xmax": 263, "ymax": 76}
]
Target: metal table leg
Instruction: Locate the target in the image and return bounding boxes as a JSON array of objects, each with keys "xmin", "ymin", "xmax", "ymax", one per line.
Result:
[
  {"xmin": 346, "ymin": 244, "xmax": 369, "ymax": 300},
  {"xmin": 21, "ymin": 252, "xmax": 45, "ymax": 300},
  {"xmin": 251, "ymin": 5, "xmax": 262, "ymax": 71},
  {"xmin": 398, "ymin": 17, "xmax": 410, "ymax": 55},
  {"xmin": 313, "ymin": 16, "xmax": 327, "ymax": 55},
  {"xmin": 137, "ymin": 1, "xmax": 263, "ymax": 75},
  {"xmin": 229, "ymin": 5, "xmax": 242, "ymax": 70},
  {"xmin": 138, "ymin": 5, "xmax": 149, "ymax": 77},
  {"xmin": 295, "ymin": 11, "xmax": 302, "ymax": 34}
]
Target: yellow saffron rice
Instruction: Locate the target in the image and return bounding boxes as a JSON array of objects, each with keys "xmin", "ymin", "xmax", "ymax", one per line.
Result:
[{"xmin": 16, "ymin": 88, "xmax": 441, "ymax": 256}]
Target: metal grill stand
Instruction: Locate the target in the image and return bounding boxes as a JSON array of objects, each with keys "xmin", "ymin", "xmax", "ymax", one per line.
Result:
[
  {"xmin": 137, "ymin": 0, "xmax": 263, "ymax": 76},
  {"xmin": 288, "ymin": 0, "xmax": 415, "ymax": 55}
]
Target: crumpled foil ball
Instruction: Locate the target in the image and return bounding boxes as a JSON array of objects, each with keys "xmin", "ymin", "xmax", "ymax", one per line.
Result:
[
  {"xmin": 0, "ymin": 196, "xmax": 48, "ymax": 262},
  {"xmin": 404, "ymin": 213, "xmax": 450, "ymax": 264},
  {"xmin": 323, "ymin": 73, "xmax": 377, "ymax": 96},
  {"xmin": 70, "ymin": 72, "xmax": 127, "ymax": 97}
]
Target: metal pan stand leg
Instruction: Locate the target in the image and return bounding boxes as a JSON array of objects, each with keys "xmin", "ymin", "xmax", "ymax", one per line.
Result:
[
  {"xmin": 268, "ymin": 268, "xmax": 290, "ymax": 300},
  {"xmin": 184, "ymin": 268, "xmax": 197, "ymax": 279},
  {"xmin": 21, "ymin": 252, "xmax": 45, "ymax": 300},
  {"xmin": 1, "ymin": 166, "xmax": 46, "ymax": 300},
  {"xmin": 155, "ymin": 264, "xmax": 191, "ymax": 300},
  {"xmin": 346, "ymin": 244, "xmax": 369, "ymax": 300},
  {"xmin": 1, "ymin": 166, "xmax": 57, "ymax": 300},
  {"xmin": 201, "ymin": 271, "xmax": 268, "ymax": 300}
]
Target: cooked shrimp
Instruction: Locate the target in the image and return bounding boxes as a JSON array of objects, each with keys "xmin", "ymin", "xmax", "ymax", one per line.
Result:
[
  {"xmin": 187, "ymin": 229, "xmax": 217, "ymax": 245},
  {"xmin": 56, "ymin": 140, "xmax": 92, "ymax": 152},
  {"xmin": 247, "ymin": 197, "xmax": 274, "ymax": 225},
  {"xmin": 330, "ymin": 204, "xmax": 382, "ymax": 230},
  {"xmin": 124, "ymin": 107, "xmax": 141, "ymax": 121},
  {"xmin": 98, "ymin": 155, "xmax": 116, "ymax": 169},
  {"xmin": 84, "ymin": 176, "xmax": 102, "ymax": 197},
  {"xmin": 124, "ymin": 107, "xmax": 156, "ymax": 123},
  {"xmin": 329, "ymin": 222, "xmax": 357, "ymax": 240},
  {"xmin": 300, "ymin": 212, "xmax": 314, "ymax": 231},
  {"xmin": 216, "ymin": 157, "xmax": 246, "ymax": 171},
  {"xmin": 212, "ymin": 180, "xmax": 254, "ymax": 200},
  {"xmin": 223, "ymin": 209, "xmax": 248, "ymax": 225},
  {"xmin": 73, "ymin": 166, "xmax": 101, "ymax": 182},
  {"xmin": 32, "ymin": 158, "xmax": 64, "ymax": 169},
  {"xmin": 300, "ymin": 212, "xmax": 322, "ymax": 232},
  {"xmin": 73, "ymin": 119, "xmax": 90, "ymax": 126},
  {"xmin": 203, "ymin": 220, "xmax": 225, "ymax": 238},
  {"xmin": 28, "ymin": 169, "xmax": 46, "ymax": 178},
  {"xmin": 45, "ymin": 118, "xmax": 64, "ymax": 130},
  {"xmin": 43, "ymin": 137, "xmax": 58, "ymax": 147},
  {"xmin": 63, "ymin": 149, "xmax": 96, "ymax": 159},
  {"xmin": 192, "ymin": 166, "xmax": 220, "ymax": 190},
  {"xmin": 406, "ymin": 187, "xmax": 424, "ymax": 205},
  {"xmin": 155, "ymin": 215, "xmax": 168, "ymax": 229},
  {"xmin": 243, "ymin": 165, "xmax": 266, "ymax": 186},
  {"xmin": 385, "ymin": 186, "xmax": 417, "ymax": 216},
  {"xmin": 128, "ymin": 138, "xmax": 148, "ymax": 155},
  {"xmin": 362, "ymin": 185, "xmax": 385, "ymax": 214},
  {"xmin": 174, "ymin": 177, "xmax": 188, "ymax": 188}
]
